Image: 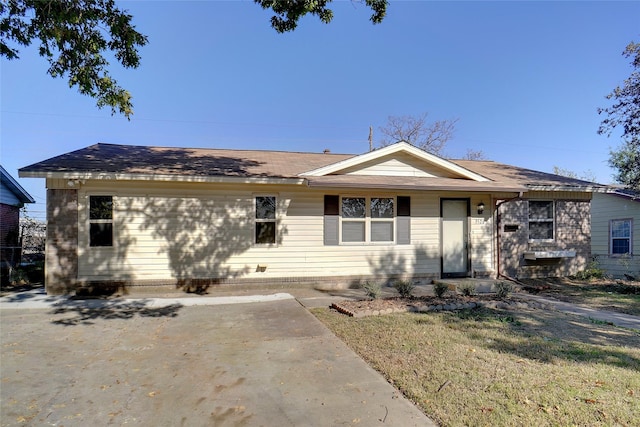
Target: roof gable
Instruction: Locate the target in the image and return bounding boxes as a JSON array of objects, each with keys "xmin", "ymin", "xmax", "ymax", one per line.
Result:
[
  {"xmin": 0, "ymin": 165, "xmax": 35, "ymax": 205},
  {"xmin": 300, "ymin": 141, "xmax": 490, "ymax": 182}
]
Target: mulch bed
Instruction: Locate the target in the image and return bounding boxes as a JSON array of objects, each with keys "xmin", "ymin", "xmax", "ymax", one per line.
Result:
[{"xmin": 331, "ymin": 295, "xmax": 549, "ymax": 317}]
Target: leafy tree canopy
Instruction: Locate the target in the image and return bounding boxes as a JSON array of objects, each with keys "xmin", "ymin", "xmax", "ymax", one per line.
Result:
[
  {"xmin": 598, "ymin": 41, "xmax": 640, "ymax": 190},
  {"xmin": 1, "ymin": 1, "xmax": 387, "ymax": 117},
  {"xmin": 1, "ymin": 0, "xmax": 147, "ymax": 118},
  {"xmin": 255, "ymin": 0, "xmax": 388, "ymax": 33}
]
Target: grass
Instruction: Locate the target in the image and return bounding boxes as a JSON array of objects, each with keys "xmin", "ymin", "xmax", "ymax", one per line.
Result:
[
  {"xmin": 519, "ymin": 278, "xmax": 640, "ymax": 316},
  {"xmin": 313, "ymin": 306, "xmax": 640, "ymax": 426}
]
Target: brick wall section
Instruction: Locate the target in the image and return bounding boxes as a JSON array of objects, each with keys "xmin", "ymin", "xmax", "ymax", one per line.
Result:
[
  {"xmin": 45, "ymin": 189, "xmax": 78, "ymax": 294},
  {"xmin": 0, "ymin": 203, "xmax": 20, "ymax": 267},
  {"xmin": 499, "ymin": 199, "xmax": 590, "ymax": 278}
]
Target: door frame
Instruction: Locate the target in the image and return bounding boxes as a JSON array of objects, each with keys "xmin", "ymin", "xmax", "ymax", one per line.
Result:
[{"xmin": 440, "ymin": 198, "xmax": 471, "ymax": 278}]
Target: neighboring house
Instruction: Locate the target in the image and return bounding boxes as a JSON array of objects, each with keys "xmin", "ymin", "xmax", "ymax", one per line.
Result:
[
  {"xmin": 591, "ymin": 189, "xmax": 640, "ymax": 278},
  {"xmin": 1, "ymin": 165, "xmax": 36, "ymax": 272},
  {"xmin": 19, "ymin": 142, "xmax": 605, "ymax": 295}
]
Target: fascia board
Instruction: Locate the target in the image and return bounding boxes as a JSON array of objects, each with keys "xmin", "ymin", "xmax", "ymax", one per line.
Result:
[
  {"xmin": 305, "ymin": 180, "xmax": 526, "ymax": 193},
  {"xmin": 525, "ymin": 185, "xmax": 604, "ymax": 193},
  {"xmin": 1, "ymin": 165, "xmax": 35, "ymax": 203},
  {"xmin": 18, "ymin": 171, "xmax": 305, "ymax": 186}
]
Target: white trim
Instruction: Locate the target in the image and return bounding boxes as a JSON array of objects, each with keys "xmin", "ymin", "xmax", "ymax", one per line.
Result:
[
  {"xmin": 300, "ymin": 141, "xmax": 490, "ymax": 182},
  {"xmin": 87, "ymin": 194, "xmax": 115, "ymax": 248},
  {"xmin": 528, "ymin": 200, "xmax": 555, "ymax": 242},
  {"xmin": 254, "ymin": 195, "xmax": 278, "ymax": 246},
  {"xmin": 339, "ymin": 196, "xmax": 396, "ymax": 245},
  {"xmin": 609, "ymin": 218, "xmax": 633, "ymax": 255},
  {"xmin": 1, "ymin": 165, "xmax": 35, "ymax": 203},
  {"xmin": 526, "ymin": 185, "xmax": 604, "ymax": 193},
  {"xmin": 18, "ymin": 171, "xmax": 305, "ymax": 186}
]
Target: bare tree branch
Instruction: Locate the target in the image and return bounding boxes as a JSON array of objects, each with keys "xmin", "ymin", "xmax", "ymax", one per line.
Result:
[{"xmin": 378, "ymin": 113, "xmax": 458, "ymax": 156}]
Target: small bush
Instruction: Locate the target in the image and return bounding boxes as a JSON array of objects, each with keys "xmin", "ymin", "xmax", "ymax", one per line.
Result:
[
  {"xmin": 574, "ymin": 259, "xmax": 605, "ymax": 281},
  {"xmin": 459, "ymin": 282, "xmax": 476, "ymax": 296},
  {"xmin": 393, "ymin": 279, "xmax": 415, "ymax": 298},
  {"xmin": 433, "ymin": 282, "xmax": 449, "ymax": 298},
  {"xmin": 494, "ymin": 281, "xmax": 513, "ymax": 299},
  {"xmin": 361, "ymin": 281, "xmax": 382, "ymax": 299}
]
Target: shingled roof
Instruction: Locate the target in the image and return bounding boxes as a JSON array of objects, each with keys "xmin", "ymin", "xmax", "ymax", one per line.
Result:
[
  {"xmin": 19, "ymin": 142, "xmax": 604, "ymax": 192},
  {"xmin": 19, "ymin": 143, "xmax": 354, "ymax": 178}
]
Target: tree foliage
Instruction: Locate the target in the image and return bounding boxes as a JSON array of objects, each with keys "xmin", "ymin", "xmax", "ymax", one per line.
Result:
[
  {"xmin": 1, "ymin": 0, "xmax": 147, "ymax": 118},
  {"xmin": 378, "ymin": 113, "xmax": 458, "ymax": 156},
  {"xmin": 255, "ymin": 0, "xmax": 388, "ymax": 33},
  {"xmin": 552, "ymin": 166, "xmax": 597, "ymax": 183},
  {"xmin": 598, "ymin": 41, "xmax": 640, "ymax": 190}
]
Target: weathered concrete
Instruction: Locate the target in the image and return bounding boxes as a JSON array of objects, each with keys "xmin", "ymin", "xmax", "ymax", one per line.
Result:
[
  {"xmin": 517, "ymin": 293, "xmax": 640, "ymax": 330},
  {"xmin": 0, "ymin": 297, "xmax": 434, "ymax": 426}
]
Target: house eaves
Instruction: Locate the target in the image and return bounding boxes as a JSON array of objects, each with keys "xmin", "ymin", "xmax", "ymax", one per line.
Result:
[
  {"xmin": 18, "ymin": 170, "xmax": 306, "ymax": 186},
  {"xmin": 305, "ymin": 175, "xmax": 526, "ymax": 192},
  {"xmin": 525, "ymin": 184, "xmax": 608, "ymax": 193},
  {"xmin": 1, "ymin": 165, "xmax": 35, "ymax": 204}
]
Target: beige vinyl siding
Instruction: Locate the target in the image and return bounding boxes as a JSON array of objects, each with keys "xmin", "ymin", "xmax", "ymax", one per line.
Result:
[
  {"xmin": 72, "ymin": 183, "xmax": 407, "ymax": 282},
  {"xmin": 341, "ymin": 152, "xmax": 458, "ymax": 178},
  {"xmin": 591, "ymin": 192, "xmax": 640, "ymax": 277},
  {"xmin": 72, "ymin": 179, "xmax": 500, "ymax": 284}
]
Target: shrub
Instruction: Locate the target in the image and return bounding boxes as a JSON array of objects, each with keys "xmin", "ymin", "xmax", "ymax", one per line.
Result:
[
  {"xmin": 574, "ymin": 259, "xmax": 605, "ymax": 281},
  {"xmin": 494, "ymin": 281, "xmax": 513, "ymax": 299},
  {"xmin": 459, "ymin": 282, "xmax": 476, "ymax": 296},
  {"xmin": 393, "ymin": 279, "xmax": 415, "ymax": 298},
  {"xmin": 361, "ymin": 281, "xmax": 382, "ymax": 299},
  {"xmin": 433, "ymin": 282, "xmax": 449, "ymax": 298}
]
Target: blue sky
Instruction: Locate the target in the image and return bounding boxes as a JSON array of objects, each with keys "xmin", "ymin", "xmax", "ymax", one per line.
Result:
[{"xmin": 2, "ymin": 1, "xmax": 639, "ymax": 221}]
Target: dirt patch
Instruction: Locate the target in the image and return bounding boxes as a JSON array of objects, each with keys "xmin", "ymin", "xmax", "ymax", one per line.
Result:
[
  {"xmin": 332, "ymin": 295, "xmax": 548, "ymax": 317},
  {"xmin": 518, "ymin": 277, "xmax": 640, "ymax": 316}
]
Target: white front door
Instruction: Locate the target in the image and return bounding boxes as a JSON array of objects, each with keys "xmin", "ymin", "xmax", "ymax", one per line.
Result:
[{"xmin": 442, "ymin": 199, "xmax": 469, "ymax": 277}]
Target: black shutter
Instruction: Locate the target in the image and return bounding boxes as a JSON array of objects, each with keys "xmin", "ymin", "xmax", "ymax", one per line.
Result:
[
  {"xmin": 396, "ymin": 196, "xmax": 411, "ymax": 244},
  {"xmin": 324, "ymin": 195, "xmax": 339, "ymax": 245}
]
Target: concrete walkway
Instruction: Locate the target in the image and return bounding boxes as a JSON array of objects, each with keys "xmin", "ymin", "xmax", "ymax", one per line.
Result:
[
  {"xmin": 516, "ymin": 293, "xmax": 640, "ymax": 330},
  {"xmin": 2, "ymin": 286, "xmax": 638, "ymax": 331}
]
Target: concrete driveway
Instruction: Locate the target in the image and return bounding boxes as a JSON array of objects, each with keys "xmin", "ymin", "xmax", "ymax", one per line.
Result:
[{"xmin": 1, "ymin": 295, "xmax": 434, "ymax": 426}]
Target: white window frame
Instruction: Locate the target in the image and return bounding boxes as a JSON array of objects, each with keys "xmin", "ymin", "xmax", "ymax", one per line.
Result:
[
  {"xmin": 340, "ymin": 196, "xmax": 395, "ymax": 244},
  {"xmin": 610, "ymin": 218, "xmax": 632, "ymax": 256},
  {"xmin": 254, "ymin": 195, "xmax": 277, "ymax": 246},
  {"xmin": 528, "ymin": 200, "xmax": 555, "ymax": 242},
  {"xmin": 88, "ymin": 195, "xmax": 114, "ymax": 248}
]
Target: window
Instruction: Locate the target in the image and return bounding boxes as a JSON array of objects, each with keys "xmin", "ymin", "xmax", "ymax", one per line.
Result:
[
  {"xmin": 371, "ymin": 197, "xmax": 394, "ymax": 242},
  {"xmin": 341, "ymin": 197, "xmax": 394, "ymax": 243},
  {"xmin": 89, "ymin": 195, "xmax": 113, "ymax": 247},
  {"xmin": 529, "ymin": 200, "xmax": 554, "ymax": 240},
  {"xmin": 342, "ymin": 197, "xmax": 366, "ymax": 242},
  {"xmin": 255, "ymin": 196, "xmax": 276, "ymax": 244},
  {"xmin": 611, "ymin": 219, "xmax": 632, "ymax": 255}
]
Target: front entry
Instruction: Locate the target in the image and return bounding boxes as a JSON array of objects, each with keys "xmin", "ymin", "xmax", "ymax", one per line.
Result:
[{"xmin": 441, "ymin": 199, "xmax": 470, "ymax": 278}]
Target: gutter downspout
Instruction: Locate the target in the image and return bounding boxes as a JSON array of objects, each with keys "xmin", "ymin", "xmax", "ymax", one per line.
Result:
[{"xmin": 495, "ymin": 192, "xmax": 523, "ymax": 282}]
